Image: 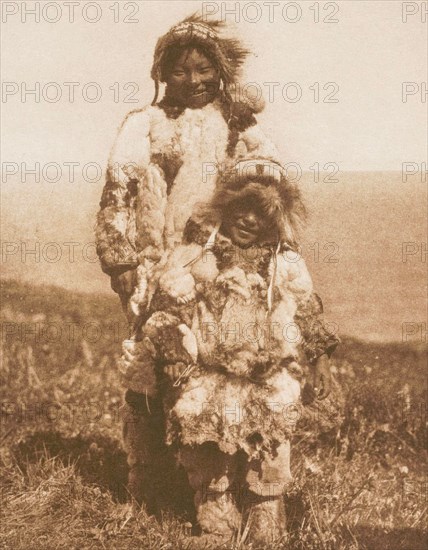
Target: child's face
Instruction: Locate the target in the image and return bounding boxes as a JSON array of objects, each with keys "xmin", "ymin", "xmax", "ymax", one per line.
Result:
[
  {"xmin": 165, "ymin": 48, "xmax": 220, "ymax": 108},
  {"xmin": 222, "ymin": 199, "xmax": 276, "ymax": 247}
]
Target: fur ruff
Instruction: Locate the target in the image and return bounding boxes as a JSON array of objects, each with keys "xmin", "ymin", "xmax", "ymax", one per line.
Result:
[{"xmin": 205, "ymin": 172, "xmax": 308, "ymax": 249}]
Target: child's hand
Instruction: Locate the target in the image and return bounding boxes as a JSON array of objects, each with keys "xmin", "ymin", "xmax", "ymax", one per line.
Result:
[
  {"xmin": 161, "ymin": 326, "xmax": 198, "ymax": 386},
  {"xmin": 163, "ymin": 362, "xmax": 195, "ymax": 386},
  {"xmin": 312, "ymin": 353, "xmax": 332, "ymax": 400},
  {"xmin": 164, "ymin": 362, "xmax": 185, "ymax": 380}
]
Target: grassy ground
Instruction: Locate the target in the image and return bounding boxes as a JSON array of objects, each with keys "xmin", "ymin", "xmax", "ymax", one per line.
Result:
[{"xmin": 0, "ymin": 279, "xmax": 426, "ymax": 549}]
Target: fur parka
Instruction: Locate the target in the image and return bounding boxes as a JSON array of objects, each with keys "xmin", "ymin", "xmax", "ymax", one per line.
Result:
[
  {"xmin": 122, "ymin": 216, "xmax": 339, "ymax": 457},
  {"xmin": 95, "ymin": 95, "xmax": 279, "ymax": 318}
]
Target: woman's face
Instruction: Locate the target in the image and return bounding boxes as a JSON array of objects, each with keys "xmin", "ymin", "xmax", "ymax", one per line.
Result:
[
  {"xmin": 222, "ymin": 199, "xmax": 276, "ymax": 247},
  {"xmin": 165, "ymin": 48, "xmax": 220, "ymax": 108}
]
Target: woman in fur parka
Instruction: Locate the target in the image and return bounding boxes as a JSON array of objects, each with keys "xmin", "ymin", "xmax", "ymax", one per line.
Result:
[
  {"xmin": 95, "ymin": 15, "xmax": 279, "ymax": 322},
  {"xmin": 95, "ymin": 15, "xmax": 285, "ymax": 510},
  {"xmin": 126, "ymin": 159, "xmax": 339, "ymax": 544}
]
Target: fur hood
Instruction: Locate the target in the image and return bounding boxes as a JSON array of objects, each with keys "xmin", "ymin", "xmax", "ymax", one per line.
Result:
[
  {"xmin": 193, "ymin": 163, "xmax": 307, "ymax": 249},
  {"xmin": 151, "ymin": 15, "xmax": 250, "ymax": 86},
  {"xmin": 150, "ymin": 15, "xmax": 266, "ymax": 114}
]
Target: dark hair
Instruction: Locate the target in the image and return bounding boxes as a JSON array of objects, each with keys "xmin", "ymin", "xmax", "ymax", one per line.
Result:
[
  {"xmin": 151, "ymin": 15, "xmax": 251, "ymax": 105},
  {"xmin": 160, "ymin": 41, "xmax": 220, "ymax": 81}
]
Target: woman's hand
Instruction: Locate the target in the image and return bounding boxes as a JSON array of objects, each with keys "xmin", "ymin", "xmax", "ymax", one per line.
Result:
[
  {"xmin": 111, "ymin": 267, "xmax": 138, "ymax": 297},
  {"xmin": 312, "ymin": 353, "xmax": 332, "ymax": 400}
]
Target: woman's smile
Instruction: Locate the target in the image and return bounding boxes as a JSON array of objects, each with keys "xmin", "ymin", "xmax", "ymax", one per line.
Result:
[{"xmin": 165, "ymin": 49, "xmax": 220, "ymax": 108}]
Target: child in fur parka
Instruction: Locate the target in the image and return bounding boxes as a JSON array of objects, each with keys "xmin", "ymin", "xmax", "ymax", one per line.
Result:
[
  {"xmin": 127, "ymin": 159, "xmax": 339, "ymax": 544},
  {"xmin": 95, "ymin": 15, "xmax": 285, "ymax": 509}
]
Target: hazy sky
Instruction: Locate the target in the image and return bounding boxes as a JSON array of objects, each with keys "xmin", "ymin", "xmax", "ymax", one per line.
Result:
[
  {"xmin": 2, "ymin": 0, "xmax": 427, "ymax": 172},
  {"xmin": 1, "ymin": 1, "xmax": 427, "ymax": 342}
]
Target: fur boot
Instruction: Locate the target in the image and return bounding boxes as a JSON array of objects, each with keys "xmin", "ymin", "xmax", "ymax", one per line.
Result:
[
  {"xmin": 194, "ymin": 490, "xmax": 241, "ymax": 540},
  {"xmin": 243, "ymin": 495, "xmax": 287, "ymax": 546},
  {"xmin": 122, "ymin": 395, "xmax": 165, "ymax": 515}
]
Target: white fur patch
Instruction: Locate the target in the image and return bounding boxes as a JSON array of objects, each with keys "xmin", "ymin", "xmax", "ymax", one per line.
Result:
[{"xmin": 162, "ymin": 105, "xmax": 230, "ymax": 244}]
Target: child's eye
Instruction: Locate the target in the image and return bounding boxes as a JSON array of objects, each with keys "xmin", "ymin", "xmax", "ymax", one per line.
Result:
[
  {"xmin": 199, "ymin": 67, "xmax": 213, "ymax": 74},
  {"xmin": 172, "ymin": 71, "xmax": 185, "ymax": 77}
]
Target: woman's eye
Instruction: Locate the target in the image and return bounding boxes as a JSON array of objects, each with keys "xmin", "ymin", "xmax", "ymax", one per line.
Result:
[
  {"xmin": 199, "ymin": 68, "xmax": 212, "ymax": 74},
  {"xmin": 172, "ymin": 71, "xmax": 185, "ymax": 77}
]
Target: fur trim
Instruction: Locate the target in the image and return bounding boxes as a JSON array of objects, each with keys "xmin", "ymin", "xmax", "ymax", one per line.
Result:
[
  {"xmin": 158, "ymin": 267, "xmax": 308, "ymax": 451},
  {"xmin": 233, "ymin": 125, "xmax": 280, "ymax": 163},
  {"xmin": 130, "ymin": 263, "xmax": 149, "ymax": 317},
  {"xmin": 143, "ymin": 221, "xmax": 339, "ymax": 452},
  {"xmin": 294, "ymin": 292, "xmax": 340, "ymax": 361},
  {"xmin": 135, "ymin": 164, "xmax": 168, "ymax": 262},
  {"xmin": 199, "ymin": 168, "xmax": 307, "ymax": 248}
]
